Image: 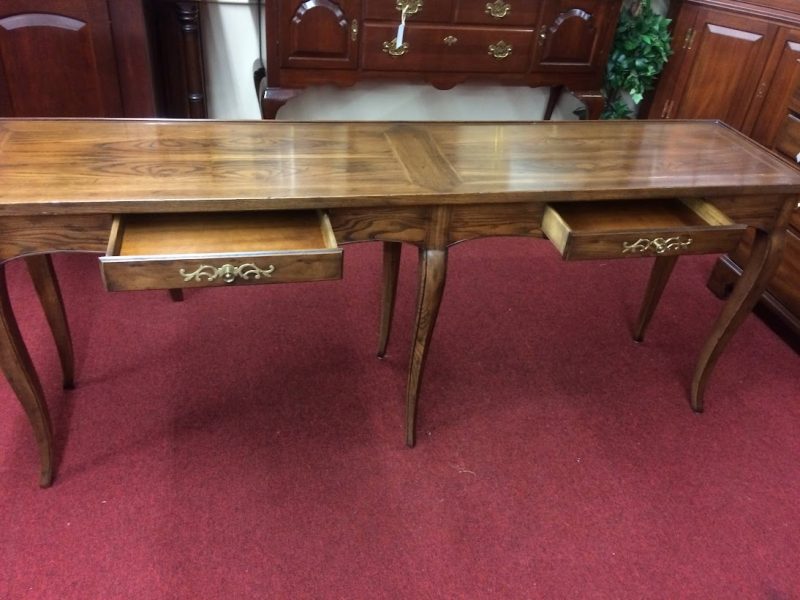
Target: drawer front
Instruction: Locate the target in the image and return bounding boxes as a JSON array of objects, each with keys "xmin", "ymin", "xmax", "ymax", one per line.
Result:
[
  {"xmin": 102, "ymin": 251, "xmax": 342, "ymax": 291},
  {"xmin": 454, "ymin": 0, "xmax": 541, "ymax": 27},
  {"xmin": 542, "ymin": 199, "xmax": 747, "ymax": 261},
  {"xmin": 362, "ymin": 23, "xmax": 534, "ymax": 72},
  {"xmin": 101, "ymin": 211, "xmax": 342, "ymax": 292}
]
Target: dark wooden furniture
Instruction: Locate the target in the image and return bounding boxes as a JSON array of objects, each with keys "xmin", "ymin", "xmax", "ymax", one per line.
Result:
[
  {"xmin": 257, "ymin": 0, "xmax": 623, "ymax": 119},
  {"xmin": 649, "ymin": 0, "xmax": 800, "ymax": 345},
  {"xmin": 1, "ymin": 118, "xmax": 798, "ymax": 488},
  {"xmin": 0, "ymin": 0, "xmax": 206, "ymax": 119},
  {"xmin": 708, "ymin": 86, "xmax": 800, "ymax": 346}
]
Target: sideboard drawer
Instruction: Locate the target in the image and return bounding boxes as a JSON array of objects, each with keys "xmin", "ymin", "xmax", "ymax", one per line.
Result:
[
  {"xmin": 542, "ymin": 199, "xmax": 747, "ymax": 261},
  {"xmin": 101, "ymin": 211, "xmax": 342, "ymax": 291},
  {"xmin": 362, "ymin": 23, "xmax": 534, "ymax": 72}
]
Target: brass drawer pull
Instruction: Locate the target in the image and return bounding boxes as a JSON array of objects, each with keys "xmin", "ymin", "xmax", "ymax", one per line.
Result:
[
  {"xmin": 443, "ymin": 35, "xmax": 457, "ymax": 46},
  {"xmin": 395, "ymin": 0, "xmax": 422, "ymax": 15},
  {"xmin": 488, "ymin": 40, "xmax": 512, "ymax": 59},
  {"xmin": 179, "ymin": 262, "xmax": 276, "ymax": 284},
  {"xmin": 485, "ymin": 0, "xmax": 511, "ymax": 18},
  {"xmin": 622, "ymin": 237, "xmax": 693, "ymax": 255},
  {"xmin": 383, "ymin": 39, "xmax": 409, "ymax": 56}
]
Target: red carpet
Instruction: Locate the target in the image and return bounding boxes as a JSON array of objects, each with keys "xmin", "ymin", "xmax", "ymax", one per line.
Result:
[{"xmin": 1, "ymin": 239, "xmax": 798, "ymax": 598}]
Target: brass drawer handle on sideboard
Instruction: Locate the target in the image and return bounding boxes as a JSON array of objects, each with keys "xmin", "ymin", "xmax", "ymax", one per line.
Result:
[
  {"xmin": 485, "ymin": 0, "xmax": 511, "ymax": 18},
  {"xmin": 383, "ymin": 38, "xmax": 409, "ymax": 56},
  {"xmin": 180, "ymin": 262, "xmax": 276, "ymax": 284},
  {"xmin": 488, "ymin": 40, "xmax": 512, "ymax": 59}
]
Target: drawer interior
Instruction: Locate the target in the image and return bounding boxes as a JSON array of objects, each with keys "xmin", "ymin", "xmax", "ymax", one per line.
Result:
[
  {"xmin": 543, "ymin": 198, "xmax": 746, "ymax": 260},
  {"xmin": 108, "ymin": 210, "xmax": 337, "ymax": 258},
  {"xmin": 101, "ymin": 210, "xmax": 341, "ymax": 292}
]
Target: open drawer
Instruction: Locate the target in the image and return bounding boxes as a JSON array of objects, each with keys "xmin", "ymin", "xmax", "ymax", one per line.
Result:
[
  {"xmin": 542, "ymin": 199, "xmax": 747, "ymax": 261},
  {"xmin": 100, "ymin": 210, "xmax": 342, "ymax": 291}
]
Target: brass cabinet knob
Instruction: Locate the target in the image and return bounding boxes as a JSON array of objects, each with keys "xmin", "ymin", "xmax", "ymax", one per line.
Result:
[
  {"xmin": 538, "ymin": 25, "xmax": 547, "ymax": 46},
  {"xmin": 485, "ymin": 0, "xmax": 511, "ymax": 18},
  {"xmin": 443, "ymin": 35, "xmax": 458, "ymax": 46},
  {"xmin": 488, "ymin": 41, "xmax": 512, "ymax": 59}
]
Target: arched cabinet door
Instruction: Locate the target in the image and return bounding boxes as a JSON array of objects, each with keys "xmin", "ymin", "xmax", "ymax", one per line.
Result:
[
  {"xmin": 0, "ymin": 0, "xmax": 123, "ymax": 117},
  {"xmin": 534, "ymin": 0, "xmax": 618, "ymax": 71},
  {"xmin": 281, "ymin": 0, "xmax": 360, "ymax": 69}
]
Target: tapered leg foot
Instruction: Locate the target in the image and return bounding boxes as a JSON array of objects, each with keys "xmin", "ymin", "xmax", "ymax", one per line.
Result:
[
  {"xmin": 544, "ymin": 86, "xmax": 564, "ymax": 121},
  {"xmin": 0, "ymin": 264, "xmax": 55, "ymax": 487},
  {"xmin": 692, "ymin": 226, "xmax": 787, "ymax": 412},
  {"xmin": 378, "ymin": 241, "xmax": 402, "ymax": 358},
  {"xmin": 25, "ymin": 255, "xmax": 75, "ymax": 389},
  {"xmin": 406, "ymin": 248, "xmax": 447, "ymax": 447},
  {"xmin": 634, "ymin": 255, "xmax": 679, "ymax": 342}
]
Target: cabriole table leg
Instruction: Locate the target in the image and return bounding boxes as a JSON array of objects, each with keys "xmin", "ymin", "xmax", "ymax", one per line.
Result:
[{"xmin": 0, "ymin": 263, "xmax": 55, "ymax": 487}]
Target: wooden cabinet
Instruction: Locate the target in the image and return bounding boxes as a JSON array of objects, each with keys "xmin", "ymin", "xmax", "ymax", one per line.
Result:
[
  {"xmin": 259, "ymin": 0, "xmax": 622, "ymax": 119},
  {"xmin": 654, "ymin": 1, "xmax": 800, "ymax": 346},
  {"xmin": 708, "ymin": 87, "xmax": 800, "ymax": 348},
  {"xmin": 0, "ymin": 0, "xmax": 207, "ymax": 119}
]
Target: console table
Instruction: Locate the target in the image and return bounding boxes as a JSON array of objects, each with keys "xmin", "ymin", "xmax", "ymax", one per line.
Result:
[
  {"xmin": 257, "ymin": 0, "xmax": 622, "ymax": 119},
  {"xmin": 1, "ymin": 118, "xmax": 798, "ymax": 488}
]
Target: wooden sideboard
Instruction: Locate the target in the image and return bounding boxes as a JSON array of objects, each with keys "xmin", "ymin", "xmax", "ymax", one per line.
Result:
[
  {"xmin": 649, "ymin": 0, "xmax": 800, "ymax": 346},
  {"xmin": 1, "ymin": 119, "xmax": 799, "ymax": 487},
  {"xmin": 708, "ymin": 85, "xmax": 800, "ymax": 347},
  {"xmin": 0, "ymin": 0, "xmax": 206, "ymax": 119},
  {"xmin": 257, "ymin": 0, "xmax": 622, "ymax": 119}
]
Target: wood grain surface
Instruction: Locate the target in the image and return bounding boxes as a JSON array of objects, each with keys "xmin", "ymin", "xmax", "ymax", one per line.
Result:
[{"xmin": 2, "ymin": 119, "xmax": 800, "ymax": 215}]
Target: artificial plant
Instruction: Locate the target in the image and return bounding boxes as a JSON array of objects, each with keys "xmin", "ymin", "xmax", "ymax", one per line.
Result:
[{"xmin": 602, "ymin": 0, "xmax": 673, "ymax": 119}]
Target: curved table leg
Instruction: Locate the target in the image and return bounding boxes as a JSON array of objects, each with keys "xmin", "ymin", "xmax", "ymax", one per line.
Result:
[
  {"xmin": 692, "ymin": 225, "xmax": 787, "ymax": 412},
  {"xmin": 406, "ymin": 247, "xmax": 447, "ymax": 447},
  {"xmin": 634, "ymin": 255, "xmax": 679, "ymax": 342},
  {"xmin": 0, "ymin": 264, "xmax": 54, "ymax": 487},
  {"xmin": 25, "ymin": 255, "xmax": 74, "ymax": 389},
  {"xmin": 377, "ymin": 241, "xmax": 402, "ymax": 357}
]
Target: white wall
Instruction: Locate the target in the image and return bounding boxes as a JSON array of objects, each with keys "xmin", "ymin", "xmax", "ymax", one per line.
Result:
[{"xmin": 200, "ymin": 0, "xmax": 669, "ymax": 121}]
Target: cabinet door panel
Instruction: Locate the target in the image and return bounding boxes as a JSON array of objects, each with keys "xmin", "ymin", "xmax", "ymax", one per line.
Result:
[
  {"xmin": 534, "ymin": 0, "xmax": 616, "ymax": 71},
  {"xmin": 0, "ymin": 0, "xmax": 123, "ymax": 117},
  {"xmin": 747, "ymin": 28, "xmax": 800, "ymax": 146},
  {"xmin": 669, "ymin": 10, "xmax": 775, "ymax": 129},
  {"xmin": 280, "ymin": 0, "xmax": 360, "ymax": 69}
]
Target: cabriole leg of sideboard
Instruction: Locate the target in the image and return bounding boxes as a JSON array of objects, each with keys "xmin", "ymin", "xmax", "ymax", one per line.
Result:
[
  {"xmin": 0, "ymin": 264, "xmax": 54, "ymax": 487},
  {"xmin": 634, "ymin": 255, "xmax": 679, "ymax": 342},
  {"xmin": 406, "ymin": 247, "xmax": 447, "ymax": 448},
  {"xmin": 25, "ymin": 255, "xmax": 75, "ymax": 389},
  {"xmin": 692, "ymin": 198, "xmax": 796, "ymax": 412},
  {"xmin": 377, "ymin": 241, "xmax": 402, "ymax": 358}
]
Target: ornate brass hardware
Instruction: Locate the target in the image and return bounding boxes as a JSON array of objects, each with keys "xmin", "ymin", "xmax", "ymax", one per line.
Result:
[
  {"xmin": 383, "ymin": 39, "xmax": 409, "ymax": 56},
  {"xmin": 395, "ymin": 0, "xmax": 422, "ymax": 15},
  {"xmin": 179, "ymin": 263, "xmax": 276, "ymax": 284},
  {"xmin": 622, "ymin": 237, "xmax": 693, "ymax": 255},
  {"xmin": 538, "ymin": 25, "xmax": 547, "ymax": 46},
  {"xmin": 443, "ymin": 35, "xmax": 458, "ymax": 46},
  {"xmin": 683, "ymin": 27, "xmax": 696, "ymax": 50},
  {"xmin": 488, "ymin": 41, "xmax": 512, "ymax": 59},
  {"xmin": 485, "ymin": 0, "xmax": 511, "ymax": 18},
  {"xmin": 351, "ymin": 18, "xmax": 358, "ymax": 42}
]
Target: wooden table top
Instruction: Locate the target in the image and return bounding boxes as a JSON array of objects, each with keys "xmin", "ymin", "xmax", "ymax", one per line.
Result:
[{"xmin": 1, "ymin": 119, "xmax": 799, "ymax": 215}]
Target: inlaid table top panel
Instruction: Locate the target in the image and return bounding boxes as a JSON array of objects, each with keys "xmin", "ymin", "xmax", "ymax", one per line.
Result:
[{"xmin": 1, "ymin": 119, "xmax": 800, "ymax": 215}]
